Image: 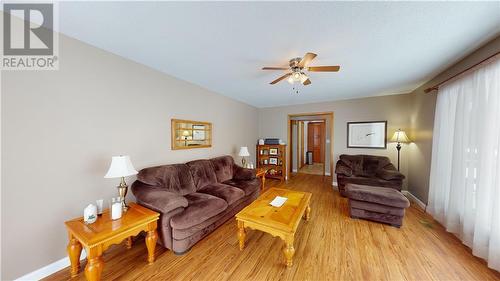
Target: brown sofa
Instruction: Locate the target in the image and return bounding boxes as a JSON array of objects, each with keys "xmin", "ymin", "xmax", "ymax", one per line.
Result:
[
  {"xmin": 335, "ymin": 154, "xmax": 404, "ymax": 196},
  {"xmin": 131, "ymin": 155, "xmax": 260, "ymax": 254}
]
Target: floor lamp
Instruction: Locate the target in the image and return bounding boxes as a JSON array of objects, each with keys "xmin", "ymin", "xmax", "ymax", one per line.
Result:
[{"xmin": 390, "ymin": 129, "xmax": 410, "ymax": 171}]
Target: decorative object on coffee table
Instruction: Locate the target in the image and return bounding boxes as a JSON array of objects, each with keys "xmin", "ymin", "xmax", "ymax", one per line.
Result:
[
  {"xmin": 104, "ymin": 155, "xmax": 138, "ymax": 212},
  {"xmin": 65, "ymin": 202, "xmax": 159, "ymax": 281},
  {"xmin": 390, "ymin": 129, "xmax": 411, "ymax": 171},
  {"xmin": 239, "ymin": 146, "xmax": 250, "ymax": 167},
  {"xmin": 236, "ymin": 187, "xmax": 311, "ymax": 268},
  {"xmin": 345, "ymin": 183, "xmax": 410, "ymax": 227},
  {"xmin": 347, "ymin": 121, "xmax": 387, "ymax": 149}
]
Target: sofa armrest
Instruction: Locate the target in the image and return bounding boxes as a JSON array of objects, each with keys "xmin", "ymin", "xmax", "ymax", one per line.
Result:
[
  {"xmin": 131, "ymin": 182, "xmax": 189, "ymax": 214},
  {"xmin": 376, "ymin": 169, "xmax": 405, "ymax": 181},
  {"xmin": 335, "ymin": 161, "xmax": 353, "ymax": 176},
  {"xmin": 233, "ymin": 164, "xmax": 256, "ymax": 180}
]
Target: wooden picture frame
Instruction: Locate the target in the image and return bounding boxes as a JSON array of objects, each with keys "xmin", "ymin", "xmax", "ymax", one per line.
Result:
[
  {"xmin": 347, "ymin": 121, "xmax": 387, "ymax": 149},
  {"xmin": 171, "ymin": 119, "xmax": 212, "ymax": 150},
  {"xmin": 269, "ymin": 148, "xmax": 278, "ymax": 155},
  {"xmin": 269, "ymin": 157, "xmax": 278, "ymax": 165}
]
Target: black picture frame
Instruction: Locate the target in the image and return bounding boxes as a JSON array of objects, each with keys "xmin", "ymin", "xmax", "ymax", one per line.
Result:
[{"xmin": 347, "ymin": 121, "xmax": 387, "ymax": 149}]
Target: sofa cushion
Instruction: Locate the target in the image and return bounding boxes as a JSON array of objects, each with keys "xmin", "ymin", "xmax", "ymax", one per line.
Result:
[
  {"xmin": 186, "ymin": 159, "xmax": 218, "ymax": 190},
  {"xmin": 223, "ymin": 178, "xmax": 260, "ymax": 196},
  {"xmin": 340, "ymin": 154, "xmax": 364, "ymax": 176},
  {"xmin": 210, "ymin": 156, "xmax": 234, "ymax": 183},
  {"xmin": 349, "ymin": 199, "xmax": 405, "ymax": 216},
  {"xmin": 377, "ymin": 169, "xmax": 405, "ymax": 180},
  {"xmin": 346, "ymin": 184, "xmax": 410, "ymax": 208},
  {"xmin": 136, "ymin": 164, "xmax": 196, "ymax": 195},
  {"xmin": 198, "ymin": 183, "xmax": 245, "ymax": 205},
  {"xmin": 170, "ymin": 193, "xmax": 227, "ymax": 229},
  {"xmin": 363, "ymin": 155, "xmax": 392, "ymax": 177}
]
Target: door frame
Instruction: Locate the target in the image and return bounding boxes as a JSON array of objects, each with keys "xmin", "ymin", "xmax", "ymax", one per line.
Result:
[{"xmin": 287, "ymin": 112, "xmax": 334, "ymax": 180}]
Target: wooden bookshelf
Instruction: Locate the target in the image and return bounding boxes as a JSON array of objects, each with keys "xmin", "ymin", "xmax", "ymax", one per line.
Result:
[{"xmin": 256, "ymin": 144, "xmax": 287, "ymax": 182}]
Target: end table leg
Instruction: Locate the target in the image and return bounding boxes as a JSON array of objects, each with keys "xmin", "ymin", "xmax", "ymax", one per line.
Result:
[
  {"xmin": 84, "ymin": 247, "xmax": 104, "ymax": 281},
  {"xmin": 283, "ymin": 237, "xmax": 295, "ymax": 268},
  {"xmin": 305, "ymin": 205, "xmax": 311, "ymax": 221},
  {"xmin": 67, "ymin": 234, "xmax": 82, "ymax": 277},
  {"xmin": 145, "ymin": 230, "xmax": 158, "ymax": 264},
  {"xmin": 262, "ymin": 176, "xmax": 266, "ymax": 190},
  {"xmin": 237, "ymin": 220, "xmax": 246, "ymax": 251},
  {"xmin": 126, "ymin": 236, "xmax": 133, "ymax": 249}
]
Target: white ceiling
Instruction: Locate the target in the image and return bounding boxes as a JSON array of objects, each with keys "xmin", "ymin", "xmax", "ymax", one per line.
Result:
[{"xmin": 57, "ymin": 1, "xmax": 500, "ymax": 108}]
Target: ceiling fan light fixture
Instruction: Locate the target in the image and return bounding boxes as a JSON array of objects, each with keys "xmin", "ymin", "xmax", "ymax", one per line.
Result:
[
  {"xmin": 292, "ymin": 72, "xmax": 301, "ymax": 81},
  {"xmin": 287, "ymin": 76, "xmax": 294, "ymax": 84},
  {"xmin": 300, "ymin": 73, "xmax": 308, "ymax": 83}
]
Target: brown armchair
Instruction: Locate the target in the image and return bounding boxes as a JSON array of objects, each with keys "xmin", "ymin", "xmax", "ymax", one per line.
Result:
[{"xmin": 335, "ymin": 154, "xmax": 404, "ymax": 196}]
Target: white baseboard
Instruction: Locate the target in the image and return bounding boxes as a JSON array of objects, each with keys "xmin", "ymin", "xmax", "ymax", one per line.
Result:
[
  {"xmin": 332, "ymin": 181, "xmax": 338, "ymax": 188},
  {"xmin": 325, "ymin": 172, "xmax": 331, "ymax": 176},
  {"xmin": 292, "ymin": 169, "xmax": 298, "ymax": 173},
  {"xmin": 15, "ymin": 252, "xmax": 86, "ymax": 281},
  {"xmin": 401, "ymin": 190, "xmax": 427, "ymax": 210}
]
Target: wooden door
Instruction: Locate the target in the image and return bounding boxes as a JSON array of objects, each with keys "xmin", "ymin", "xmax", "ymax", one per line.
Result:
[{"xmin": 307, "ymin": 122, "xmax": 325, "ymax": 163}]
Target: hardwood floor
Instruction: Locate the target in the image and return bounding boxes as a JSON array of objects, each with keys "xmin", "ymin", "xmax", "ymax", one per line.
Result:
[
  {"xmin": 298, "ymin": 163, "xmax": 324, "ymax": 175},
  {"xmin": 45, "ymin": 174, "xmax": 500, "ymax": 281}
]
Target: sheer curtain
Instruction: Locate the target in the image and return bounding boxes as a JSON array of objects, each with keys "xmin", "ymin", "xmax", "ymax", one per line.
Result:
[{"xmin": 427, "ymin": 58, "xmax": 500, "ymax": 271}]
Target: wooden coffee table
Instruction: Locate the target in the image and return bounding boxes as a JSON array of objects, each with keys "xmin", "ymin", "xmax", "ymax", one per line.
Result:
[
  {"xmin": 65, "ymin": 202, "xmax": 159, "ymax": 281},
  {"xmin": 235, "ymin": 187, "xmax": 312, "ymax": 267}
]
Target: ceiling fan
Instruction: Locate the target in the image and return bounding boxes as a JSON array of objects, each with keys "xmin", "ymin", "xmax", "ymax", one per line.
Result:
[{"xmin": 262, "ymin": 52, "xmax": 340, "ymax": 86}]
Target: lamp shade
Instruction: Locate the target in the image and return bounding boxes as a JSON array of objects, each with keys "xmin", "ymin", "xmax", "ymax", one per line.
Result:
[
  {"xmin": 104, "ymin": 155, "xmax": 138, "ymax": 178},
  {"xmin": 390, "ymin": 130, "xmax": 411, "ymax": 143},
  {"xmin": 238, "ymin": 146, "xmax": 250, "ymax": 157}
]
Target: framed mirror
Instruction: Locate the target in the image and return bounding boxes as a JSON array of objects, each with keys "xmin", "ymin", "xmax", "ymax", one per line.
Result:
[{"xmin": 171, "ymin": 119, "xmax": 212, "ymax": 150}]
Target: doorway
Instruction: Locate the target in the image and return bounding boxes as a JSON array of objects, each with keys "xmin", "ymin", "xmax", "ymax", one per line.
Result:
[
  {"xmin": 287, "ymin": 112, "xmax": 334, "ymax": 179},
  {"xmin": 303, "ymin": 121, "xmax": 325, "ymax": 175}
]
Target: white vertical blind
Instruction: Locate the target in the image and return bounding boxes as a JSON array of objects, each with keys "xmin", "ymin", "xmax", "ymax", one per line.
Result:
[{"xmin": 428, "ymin": 58, "xmax": 500, "ymax": 271}]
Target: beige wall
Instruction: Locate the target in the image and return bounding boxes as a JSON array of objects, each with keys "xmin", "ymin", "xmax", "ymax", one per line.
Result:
[
  {"xmin": 1, "ymin": 34, "xmax": 258, "ymax": 279},
  {"xmin": 258, "ymin": 93, "xmax": 413, "ymax": 187},
  {"xmin": 407, "ymin": 35, "xmax": 500, "ymax": 203}
]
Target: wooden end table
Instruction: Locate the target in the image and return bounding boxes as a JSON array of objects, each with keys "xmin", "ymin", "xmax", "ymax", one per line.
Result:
[
  {"xmin": 235, "ymin": 187, "xmax": 311, "ymax": 267},
  {"xmin": 65, "ymin": 202, "xmax": 159, "ymax": 281},
  {"xmin": 256, "ymin": 168, "xmax": 267, "ymax": 190}
]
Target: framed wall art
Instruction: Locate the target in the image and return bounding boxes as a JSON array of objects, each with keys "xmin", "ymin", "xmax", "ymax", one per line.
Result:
[{"xmin": 347, "ymin": 121, "xmax": 387, "ymax": 149}]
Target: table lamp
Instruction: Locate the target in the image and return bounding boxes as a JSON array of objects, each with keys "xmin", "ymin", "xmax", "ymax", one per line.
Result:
[
  {"xmin": 104, "ymin": 155, "xmax": 138, "ymax": 212},
  {"xmin": 182, "ymin": 130, "xmax": 190, "ymax": 146},
  {"xmin": 238, "ymin": 146, "xmax": 250, "ymax": 167},
  {"xmin": 390, "ymin": 129, "xmax": 411, "ymax": 171}
]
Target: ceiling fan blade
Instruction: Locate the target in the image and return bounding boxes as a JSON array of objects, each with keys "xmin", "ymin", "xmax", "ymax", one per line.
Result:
[
  {"xmin": 298, "ymin": 52, "xmax": 317, "ymax": 68},
  {"xmin": 307, "ymin": 66, "xmax": 340, "ymax": 72},
  {"xmin": 303, "ymin": 78, "xmax": 311, "ymax": 85},
  {"xmin": 262, "ymin": 67, "xmax": 289, "ymax": 70},
  {"xmin": 270, "ymin": 73, "xmax": 291, "ymax": 84}
]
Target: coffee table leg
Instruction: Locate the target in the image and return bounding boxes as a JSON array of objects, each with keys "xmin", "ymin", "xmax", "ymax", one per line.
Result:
[
  {"xmin": 67, "ymin": 233, "xmax": 82, "ymax": 277},
  {"xmin": 283, "ymin": 236, "xmax": 295, "ymax": 268},
  {"xmin": 85, "ymin": 247, "xmax": 104, "ymax": 281},
  {"xmin": 237, "ymin": 220, "xmax": 246, "ymax": 250},
  {"xmin": 261, "ymin": 176, "xmax": 266, "ymax": 190},
  {"xmin": 146, "ymin": 229, "xmax": 158, "ymax": 264},
  {"xmin": 304, "ymin": 205, "xmax": 311, "ymax": 221},
  {"xmin": 126, "ymin": 236, "xmax": 133, "ymax": 249}
]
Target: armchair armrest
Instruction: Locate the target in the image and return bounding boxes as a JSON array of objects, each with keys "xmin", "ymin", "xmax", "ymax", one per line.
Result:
[
  {"xmin": 233, "ymin": 165, "xmax": 256, "ymax": 180},
  {"xmin": 335, "ymin": 161, "xmax": 352, "ymax": 176},
  {"xmin": 131, "ymin": 182, "xmax": 188, "ymax": 214},
  {"xmin": 376, "ymin": 169, "xmax": 405, "ymax": 181}
]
